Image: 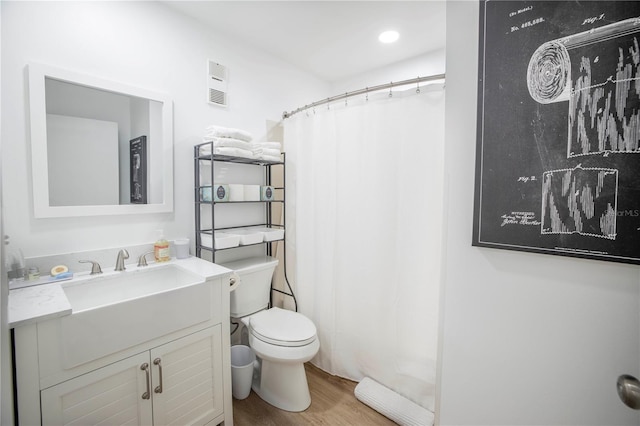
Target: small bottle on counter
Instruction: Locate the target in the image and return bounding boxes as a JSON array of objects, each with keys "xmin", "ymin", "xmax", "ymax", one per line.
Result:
[
  {"xmin": 154, "ymin": 230, "xmax": 170, "ymax": 262},
  {"xmin": 27, "ymin": 267, "xmax": 40, "ymax": 281}
]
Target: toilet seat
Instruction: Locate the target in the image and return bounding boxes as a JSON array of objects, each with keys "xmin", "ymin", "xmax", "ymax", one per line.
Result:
[{"xmin": 248, "ymin": 307, "xmax": 317, "ymax": 347}]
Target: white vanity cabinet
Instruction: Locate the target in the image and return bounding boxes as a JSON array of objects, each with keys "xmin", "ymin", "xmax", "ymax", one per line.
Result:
[
  {"xmin": 149, "ymin": 326, "xmax": 224, "ymax": 425},
  {"xmin": 41, "ymin": 351, "xmax": 154, "ymax": 425},
  {"xmin": 40, "ymin": 326, "xmax": 223, "ymax": 425},
  {"xmin": 11, "ymin": 259, "xmax": 233, "ymax": 426}
]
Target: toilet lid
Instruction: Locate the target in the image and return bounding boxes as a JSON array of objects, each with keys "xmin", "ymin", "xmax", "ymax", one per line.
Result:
[{"xmin": 249, "ymin": 307, "xmax": 317, "ymax": 347}]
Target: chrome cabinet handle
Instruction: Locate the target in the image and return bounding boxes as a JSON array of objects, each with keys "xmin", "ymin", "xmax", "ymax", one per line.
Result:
[
  {"xmin": 153, "ymin": 358, "xmax": 163, "ymax": 394},
  {"xmin": 141, "ymin": 363, "xmax": 150, "ymax": 400}
]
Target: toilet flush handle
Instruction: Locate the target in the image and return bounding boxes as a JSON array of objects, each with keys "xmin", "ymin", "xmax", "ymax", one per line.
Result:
[{"xmin": 229, "ymin": 272, "xmax": 240, "ymax": 292}]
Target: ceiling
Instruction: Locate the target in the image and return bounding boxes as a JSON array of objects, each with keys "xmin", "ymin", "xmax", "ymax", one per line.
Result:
[{"xmin": 163, "ymin": 1, "xmax": 446, "ymax": 83}]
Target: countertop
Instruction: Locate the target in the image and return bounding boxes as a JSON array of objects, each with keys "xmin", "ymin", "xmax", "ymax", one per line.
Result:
[{"xmin": 9, "ymin": 256, "xmax": 232, "ymax": 328}]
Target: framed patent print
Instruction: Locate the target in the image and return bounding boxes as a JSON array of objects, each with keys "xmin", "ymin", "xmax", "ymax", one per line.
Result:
[{"xmin": 473, "ymin": 1, "xmax": 640, "ymax": 264}]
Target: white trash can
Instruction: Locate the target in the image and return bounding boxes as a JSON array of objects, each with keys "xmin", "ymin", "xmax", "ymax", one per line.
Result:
[{"xmin": 231, "ymin": 345, "xmax": 255, "ymax": 399}]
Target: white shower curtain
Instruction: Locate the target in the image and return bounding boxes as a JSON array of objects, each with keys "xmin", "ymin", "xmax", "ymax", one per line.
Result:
[{"xmin": 284, "ymin": 84, "xmax": 445, "ymax": 411}]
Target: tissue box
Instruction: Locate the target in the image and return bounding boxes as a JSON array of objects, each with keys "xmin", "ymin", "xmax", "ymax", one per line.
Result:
[
  {"xmin": 228, "ymin": 184, "xmax": 244, "ymax": 202},
  {"xmin": 244, "ymin": 185, "xmax": 261, "ymax": 201},
  {"xmin": 201, "ymin": 184, "xmax": 229, "ymax": 202},
  {"xmin": 213, "ymin": 184, "xmax": 229, "ymax": 202},
  {"xmin": 200, "ymin": 187, "xmax": 212, "ymax": 202},
  {"xmin": 261, "ymin": 186, "xmax": 275, "ymax": 201}
]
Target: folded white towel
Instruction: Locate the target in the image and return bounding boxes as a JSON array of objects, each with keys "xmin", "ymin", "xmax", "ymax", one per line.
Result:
[
  {"xmin": 256, "ymin": 154, "xmax": 282, "ymax": 162},
  {"xmin": 200, "ymin": 145, "xmax": 254, "ymax": 159},
  {"xmin": 205, "ymin": 125, "xmax": 253, "ymax": 142},
  {"xmin": 252, "ymin": 147, "xmax": 281, "ymax": 157},
  {"xmin": 355, "ymin": 377, "xmax": 434, "ymax": 426},
  {"xmin": 203, "ymin": 137, "xmax": 253, "ymax": 151},
  {"xmin": 253, "ymin": 141, "xmax": 282, "ymax": 150}
]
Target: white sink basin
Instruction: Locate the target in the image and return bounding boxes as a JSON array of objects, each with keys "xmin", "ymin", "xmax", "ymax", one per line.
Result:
[
  {"xmin": 62, "ymin": 264, "xmax": 204, "ymax": 312},
  {"xmin": 59, "ymin": 264, "xmax": 213, "ymax": 369}
]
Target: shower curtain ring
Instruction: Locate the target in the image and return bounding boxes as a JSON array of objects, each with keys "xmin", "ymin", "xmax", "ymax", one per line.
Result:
[
  {"xmin": 389, "ymin": 82, "xmax": 393, "ymax": 98},
  {"xmin": 345, "ymin": 92, "xmax": 348, "ymax": 106},
  {"xmin": 327, "ymin": 98, "xmax": 330, "ymax": 110},
  {"xmin": 416, "ymin": 77, "xmax": 421, "ymax": 94},
  {"xmin": 365, "ymin": 87, "xmax": 369, "ymax": 101}
]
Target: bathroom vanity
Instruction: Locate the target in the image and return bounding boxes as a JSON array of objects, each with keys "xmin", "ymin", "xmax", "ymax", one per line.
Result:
[{"xmin": 9, "ymin": 257, "xmax": 233, "ymax": 426}]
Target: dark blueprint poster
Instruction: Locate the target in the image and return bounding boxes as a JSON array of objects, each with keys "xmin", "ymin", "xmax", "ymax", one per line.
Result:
[{"xmin": 473, "ymin": 1, "xmax": 640, "ymax": 264}]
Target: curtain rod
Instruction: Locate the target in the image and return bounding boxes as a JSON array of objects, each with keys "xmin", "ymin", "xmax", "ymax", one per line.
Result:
[{"xmin": 282, "ymin": 73, "xmax": 445, "ymax": 119}]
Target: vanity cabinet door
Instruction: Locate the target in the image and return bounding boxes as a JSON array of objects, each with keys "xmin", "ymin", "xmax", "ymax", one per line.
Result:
[
  {"xmin": 40, "ymin": 351, "xmax": 153, "ymax": 425},
  {"xmin": 150, "ymin": 325, "xmax": 224, "ymax": 426}
]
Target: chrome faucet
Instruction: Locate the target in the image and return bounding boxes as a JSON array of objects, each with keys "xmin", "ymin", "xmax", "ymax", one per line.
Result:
[
  {"xmin": 78, "ymin": 259, "xmax": 102, "ymax": 275},
  {"xmin": 115, "ymin": 249, "xmax": 129, "ymax": 271}
]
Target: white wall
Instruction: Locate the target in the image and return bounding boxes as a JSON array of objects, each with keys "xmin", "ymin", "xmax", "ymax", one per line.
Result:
[
  {"xmin": 438, "ymin": 2, "xmax": 640, "ymax": 425},
  {"xmin": 1, "ymin": 1, "xmax": 328, "ymax": 260},
  {"xmin": 0, "ymin": 4, "xmax": 10, "ymax": 424}
]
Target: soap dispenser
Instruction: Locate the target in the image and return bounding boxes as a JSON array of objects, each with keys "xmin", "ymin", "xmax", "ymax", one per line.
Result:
[{"xmin": 154, "ymin": 230, "xmax": 170, "ymax": 262}]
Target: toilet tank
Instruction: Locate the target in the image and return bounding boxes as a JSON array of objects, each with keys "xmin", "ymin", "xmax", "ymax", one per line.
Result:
[{"xmin": 220, "ymin": 256, "xmax": 279, "ymax": 318}]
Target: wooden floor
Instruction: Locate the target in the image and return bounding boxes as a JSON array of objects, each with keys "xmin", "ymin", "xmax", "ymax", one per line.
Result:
[{"xmin": 232, "ymin": 363, "xmax": 397, "ymax": 425}]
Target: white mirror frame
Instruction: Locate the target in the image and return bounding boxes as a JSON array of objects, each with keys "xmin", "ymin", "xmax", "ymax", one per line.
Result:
[{"xmin": 28, "ymin": 63, "xmax": 174, "ymax": 218}]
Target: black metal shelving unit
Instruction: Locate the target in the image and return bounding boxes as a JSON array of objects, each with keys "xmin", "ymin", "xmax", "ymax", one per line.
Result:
[
  {"xmin": 193, "ymin": 141, "xmax": 298, "ymax": 311},
  {"xmin": 193, "ymin": 141, "xmax": 286, "ymax": 263}
]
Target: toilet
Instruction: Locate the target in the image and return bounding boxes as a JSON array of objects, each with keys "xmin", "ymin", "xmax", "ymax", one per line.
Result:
[{"xmin": 221, "ymin": 256, "xmax": 319, "ymax": 412}]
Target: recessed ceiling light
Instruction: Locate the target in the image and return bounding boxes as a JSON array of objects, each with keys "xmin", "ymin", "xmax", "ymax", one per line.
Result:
[{"xmin": 379, "ymin": 30, "xmax": 399, "ymax": 44}]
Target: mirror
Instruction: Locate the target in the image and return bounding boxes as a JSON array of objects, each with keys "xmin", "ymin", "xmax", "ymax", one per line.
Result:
[{"xmin": 28, "ymin": 63, "xmax": 174, "ymax": 218}]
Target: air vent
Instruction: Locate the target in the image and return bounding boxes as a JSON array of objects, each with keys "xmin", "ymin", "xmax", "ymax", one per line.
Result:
[
  {"xmin": 209, "ymin": 88, "xmax": 226, "ymax": 105},
  {"xmin": 208, "ymin": 60, "xmax": 228, "ymax": 107},
  {"xmin": 209, "ymin": 61, "xmax": 226, "ymax": 81}
]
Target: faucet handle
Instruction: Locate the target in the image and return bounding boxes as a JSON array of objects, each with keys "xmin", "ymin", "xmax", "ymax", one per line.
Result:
[
  {"xmin": 79, "ymin": 260, "xmax": 103, "ymax": 275},
  {"xmin": 137, "ymin": 251, "xmax": 154, "ymax": 267}
]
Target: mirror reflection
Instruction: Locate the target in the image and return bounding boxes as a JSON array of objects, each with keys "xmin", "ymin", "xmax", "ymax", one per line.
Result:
[
  {"xmin": 28, "ymin": 63, "xmax": 174, "ymax": 218},
  {"xmin": 45, "ymin": 78, "xmax": 163, "ymax": 206}
]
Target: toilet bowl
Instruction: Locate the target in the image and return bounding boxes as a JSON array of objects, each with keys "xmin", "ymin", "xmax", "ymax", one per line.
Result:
[
  {"xmin": 241, "ymin": 307, "xmax": 319, "ymax": 411},
  {"xmin": 221, "ymin": 256, "xmax": 320, "ymax": 412}
]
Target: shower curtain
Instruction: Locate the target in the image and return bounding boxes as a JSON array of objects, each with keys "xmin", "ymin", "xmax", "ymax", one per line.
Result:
[{"xmin": 283, "ymin": 84, "xmax": 445, "ymax": 411}]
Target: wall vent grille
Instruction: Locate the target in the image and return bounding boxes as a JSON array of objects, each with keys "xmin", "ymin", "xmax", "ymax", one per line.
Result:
[
  {"xmin": 209, "ymin": 88, "xmax": 226, "ymax": 105},
  {"xmin": 209, "ymin": 62, "xmax": 226, "ymax": 81},
  {"xmin": 207, "ymin": 60, "xmax": 228, "ymax": 107}
]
